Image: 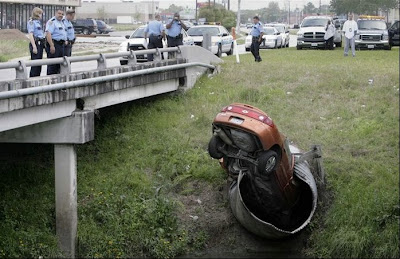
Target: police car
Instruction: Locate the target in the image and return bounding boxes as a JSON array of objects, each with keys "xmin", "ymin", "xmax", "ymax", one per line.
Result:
[
  {"xmin": 186, "ymin": 25, "xmax": 234, "ymax": 57},
  {"xmin": 118, "ymin": 25, "xmax": 194, "ymax": 64},
  {"xmin": 265, "ymin": 23, "xmax": 290, "ymax": 48},
  {"xmin": 245, "ymin": 27, "xmax": 283, "ymax": 51}
]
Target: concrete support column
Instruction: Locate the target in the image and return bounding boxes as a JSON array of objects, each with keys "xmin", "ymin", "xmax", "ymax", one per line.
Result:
[{"xmin": 54, "ymin": 144, "xmax": 77, "ymax": 258}]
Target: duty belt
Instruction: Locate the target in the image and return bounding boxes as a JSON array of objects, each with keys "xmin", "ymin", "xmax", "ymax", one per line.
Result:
[{"xmin": 53, "ymin": 40, "xmax": 65, "ymax": 45}]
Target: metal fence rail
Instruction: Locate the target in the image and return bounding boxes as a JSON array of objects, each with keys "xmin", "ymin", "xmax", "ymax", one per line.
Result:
[
  {"xmin": 0, "ymin": 47, "xmax": 182, "ymax": 80},
  {"xmin": 0, "ymin": 62, "xmax": 215, "ymax": 100}
]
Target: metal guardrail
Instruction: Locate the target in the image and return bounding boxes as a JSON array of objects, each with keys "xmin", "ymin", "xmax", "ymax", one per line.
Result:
[
  {"xmin": 0, "ymin": 62, "xmax": 215, "ymax": 100},
  {"xmin": 0, "ymin": 47, "xmax": 181, "ymax": 80}
]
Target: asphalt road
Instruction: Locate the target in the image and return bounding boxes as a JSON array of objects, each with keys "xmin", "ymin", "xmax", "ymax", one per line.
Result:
[{"xmin": 0, "ymin": 31, "xmax": 298, "ymax": 82}]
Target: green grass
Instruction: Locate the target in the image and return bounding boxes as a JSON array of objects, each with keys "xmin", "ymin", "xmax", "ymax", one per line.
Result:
[
  {"xmin": 0, "ymin": 40, "xmax": 29, "ymax": 62},
  {"xmin": 109, "ymin": 24, "xmax": 140, "ymax": 32},
  {"xmin": 0, "ymin": 47, "xmax": 399, "ymax": 258}
]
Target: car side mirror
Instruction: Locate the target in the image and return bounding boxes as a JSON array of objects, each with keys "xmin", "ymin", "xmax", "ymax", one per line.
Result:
[
  {"xmin": 245, "ymin": 32, "xmax": 249, "ymax": 36},
  {"xmin": 286, "ymin": 30, "xmax": 289, "ymax": 33},
  {"xmin": 125, "ymin": 35, "xmax": 130, "ymax": 39},
  {"xmin": 276, "ymin": 32, "xmax": 280, "ymax": 35},
  {"xmin": 222, "ymin": 33, "xmax": 228, "ymax": 36}
]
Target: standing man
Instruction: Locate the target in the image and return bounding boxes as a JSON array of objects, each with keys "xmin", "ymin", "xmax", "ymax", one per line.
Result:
[
  {"xmin": 324, "ymin": 20, "xmax": 335, "ymax": 50},
  {"xmin": 166, "ymin": 13, "xmax": 187, "ymax": 48},
  {"xmin": 45, "ymin": 9, "xmax": 67, "ymax": 75},
  {"xmin": 63, "ymin": 9, "xmax": 76, "ymax": 57},
  {"xmin": 250, "ymin": 16, "xmax": 264, "ymax": 62},
  {"xmin": 27, "ymin": 7, "xmax": 45, "ymax": 77},
  {"xmin": 145, "ymin": 14, "xmax": 165, "ymax": 61},
  {"xmin": 342, "ymin": 13, "xmax": 358, "ymax": 57}
]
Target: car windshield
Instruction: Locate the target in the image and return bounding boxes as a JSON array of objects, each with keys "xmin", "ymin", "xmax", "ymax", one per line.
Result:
[
  {"xmin": 273, "ymin": 25, "xmax": 285, "ymax": 33},
  {"xmin": 302, "ymin": 18, "xmax": 329, "ymax": 27},
  {"xmin": 263, "ymin": 28, "xmax": 276, "ymax": 35},
  {"xmin": 130, "ymin": 28, "xmax": 145, "ymax": 38},
  {"xmin": 187, "ymin": 27, "xmax": 220, "ymax": 36},
  {"xmin": 357, "ymin": 20, "xmax": 387, "ymax": 30}
]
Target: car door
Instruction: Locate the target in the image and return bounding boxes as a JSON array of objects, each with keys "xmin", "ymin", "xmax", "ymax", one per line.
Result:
[
  {"xmin": 389, "ymin": 21, "xmax": 399, "ymax": 45},
  {"xmin": 220, "ymin": 26, "xmax": 232, "ymax": 52}
]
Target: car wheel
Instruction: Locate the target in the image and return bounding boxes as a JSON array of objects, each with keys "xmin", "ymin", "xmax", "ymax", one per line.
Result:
[
  {"xmin": 208, "ymin": 135, "xmax": 224, "ymax": 159},
  {"xmin": 274, "ymin": 40, "xmax": 277, "ymax": 49},
  {"xmin": 216, "ymin": 45, "xmax": 222, "ymax": 57},
  {"xmin": 385, "ymin": 45, "xmax": 392, "ymax": 50},
  {"xmin": 286, "ymin": 42, "xmax": 289, "ymax": 47},
  {"xmin": 83, "ymin": 28, "xmax": 90, "ymax": 35},
  {"xmin": 296, "ymin": 45, "xmax": 302, "ymax": 50},
  {"xmin": 258, "ymin": 150, "xmax": 279, "ymax": 174},
  {"xmin": 227, "ymin": 43, "xmax": 234, "ymax": 55},
  {"xmin": 336, "ymin": 41, "xmax": 342, "ymax": 47}
]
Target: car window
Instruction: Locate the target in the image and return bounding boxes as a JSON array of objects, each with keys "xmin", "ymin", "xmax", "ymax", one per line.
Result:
[
  {"xmin": 263, "ymin": 27, "xmax": 276, "ymax": 35},
  {"xmin": 357, "ymin": 20, "xmax": 387, "ymax": 30},
  {"xmin": 273, "ymin": 25, "xmax": 285, "ymax": 33},
  {"xmin": 301, "ymin": 18, "xmax": 329, "ymax": 27},
  {"xmin": 391, "ymin": 21, "xmax": 399, "ymax": 30},
  {"xmin": 130, "ymin": 27, "xmax": 145, "ymax": 38},
  {"xmin": 187, "ymin": 27, "xmax": 220, "ymax": 36}
]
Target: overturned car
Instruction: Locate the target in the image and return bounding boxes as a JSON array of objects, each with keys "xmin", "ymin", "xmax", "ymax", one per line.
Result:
[{"xmin": 208, "ymin": 103, "xmax": 324, "ymax": 238}]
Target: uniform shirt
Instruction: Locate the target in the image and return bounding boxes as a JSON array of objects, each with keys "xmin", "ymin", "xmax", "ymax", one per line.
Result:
[
  {"xmin": 251, "ymin": 22, "xmax": 264, "ymax": 37},
  {"xmin": 167, "ymin": 19, "xmax": 182, "ymax": 37},
  {"xmin": 45, "ymin": 16, "xmax": 67, "ymax": 41},
  {"xmin": 145, "ymin": 20, "xmax": 164, "ymax": 36},
  {"xmin": 27, "ymin": 19, "xmax": 44, "ymax": 39},
  {"xmin": 63, "ymin": 18, "xmax": 75, "ymax": 40},
  {"xmin": 343, "ymin": 20, "xmax": 358, "ymax": 39}
]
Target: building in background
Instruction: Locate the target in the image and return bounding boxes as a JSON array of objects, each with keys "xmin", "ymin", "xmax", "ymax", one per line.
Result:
[
  {"xmin": 0, "ymin": 0, "xmax": 81, "ymax": 32},
  {"xmin": 76, "ymin": 0, "xmax": 160, "ymax": 24}
]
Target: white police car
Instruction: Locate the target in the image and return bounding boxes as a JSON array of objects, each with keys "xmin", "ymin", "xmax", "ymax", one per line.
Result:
[
  {"xmin": 245, "ymin": 27, "xmax": 283, "ymax": 51},
  {"xmin": 118, "ymin": 25, "xmax": 194, "ymax": 64},
  {"xmin": 186, "ymin": 25, "xmax": 234, "ymax": 57}
]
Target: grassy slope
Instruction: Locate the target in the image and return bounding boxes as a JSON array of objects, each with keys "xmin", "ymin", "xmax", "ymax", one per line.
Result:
[
  {"xmin": 0, "ymin": 40, "xmax": 29, "ymax": 62},
  {"xmin": 0, "ymin": 48, "xmax": 399, "ymax": 258}
]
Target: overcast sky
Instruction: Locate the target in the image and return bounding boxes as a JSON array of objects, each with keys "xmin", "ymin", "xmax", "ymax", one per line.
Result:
[{"xmin": 95, "ymin": 0, "xmax": 331, "ymax": 11}]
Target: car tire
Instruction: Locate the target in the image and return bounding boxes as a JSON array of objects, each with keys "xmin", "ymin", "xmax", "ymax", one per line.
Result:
[
  {"xmin": 274, "ymin": 40, "xmax": 278, "ymax": 49},
  {"xmin": 257, "ymin": 150, "xmax": 279, "ymax": 174},
  {"xmin": 296, "ymin": 45, "xmax": 302, "ymax": 50},
  {"xmin": 336, "ymin": 41, "xmax": 342, "ymax": 47},
  {"xmin": 227, "ymin": 43, "xmax": 234, "ymax": 55},
  {"xmin": 385, "ymin": 45, "xmax": 392, "ymax": 50},
  {"xmin": 83, "ymin": 28, "xmax": 90, "ymax": 35},
  {"xmin": 216, "ymin": 45, "xmax": 222, "ymax": 57},
  {"xmin": 286, "ymin": 42, "xmax": 289, "ymax": 47},
  {"xmin": 208, "ymin": 135, "xmax": 225, "ymax": 159}
]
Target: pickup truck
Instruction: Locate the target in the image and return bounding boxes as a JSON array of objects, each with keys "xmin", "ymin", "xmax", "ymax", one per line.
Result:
[{"xmin": 355, "ymin": 16, "xmax": 391, "ymax": 50}]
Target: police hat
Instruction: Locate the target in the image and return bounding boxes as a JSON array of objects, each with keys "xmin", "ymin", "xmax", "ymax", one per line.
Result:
[{"xmin": 66, "ymin": 9, "xmax": 75, "ymax": 14}]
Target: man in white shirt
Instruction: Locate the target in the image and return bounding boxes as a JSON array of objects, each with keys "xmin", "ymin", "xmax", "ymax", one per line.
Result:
[{"xmin": 342, "ymin": 13, "xmax": 358, "ymax": 57}]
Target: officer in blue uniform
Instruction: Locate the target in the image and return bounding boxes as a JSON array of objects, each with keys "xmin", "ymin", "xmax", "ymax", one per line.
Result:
[
  {"xmin": 166, "ymin": 13, "xmax": 187, "ymax": 47},
  {"xmin": 250, "ymin": 16, "xmax": 264, "ymax": 62},
  {"xmin": 145, "ymin": 14, "xmax": 165, "ymax": 61},
  {"xmin": 45, "ymin": 9, "xmax": 67, "ymax": 75},
  {"xmin": 27, "ymin": 7, "xmax": 45, "ymax": 77},
  {"xmin": 63, "ymin": 9, "xmax": 76, "ymax": 57}
]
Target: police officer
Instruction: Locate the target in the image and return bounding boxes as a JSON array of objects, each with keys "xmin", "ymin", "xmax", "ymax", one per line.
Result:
[
  {"xmin": 145, "ymin": 14, "xmax": 165, "ymax": 61},
  {"xmin": 250, "ymin": 16, "xmax": 264, "ymax": 62},
  {"xmin": 63, "ymin": 9, "xmax": 76, "ymax": 57},
  {"xmin": 27, "ymin": 7, "xmax": 45, "ymax": 77},
  {"xmin": 45, "ymin": 9, "xmax": 67, "ymax": 75},
  {"xmin": 166, "ymin": 13, "xmax": 187, "ymax": 47}
]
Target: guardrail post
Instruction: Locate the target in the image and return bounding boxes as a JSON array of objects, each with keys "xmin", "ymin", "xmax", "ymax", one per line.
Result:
[
  {"xmin": 176, "ymin": 46, "xmax": 183, "ymax": 59},
  {"xmin": 154, "ymin": 48, "xmax": 162, "ymax": 62},
  {"xmin": 97, "ymin": 53, "xmax": 107, "ymax": 70},
  {"xmin": 60, "ymin": 57, "xmax": 72, "ymax": 76},
  {"xmin": 15, "ymin": 60, "xmax": 28, "ymax": 80},
  {"xmin": 127, "ymin": 50, "xmax": 137, "ymax": 65}
]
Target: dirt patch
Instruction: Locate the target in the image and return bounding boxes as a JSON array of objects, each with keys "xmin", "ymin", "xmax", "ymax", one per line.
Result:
[
  {"xmin": 176, "ymin": 180, "xmax": 311, "ymax": 258},
  {"xmin": 0, "ymin": 29, "xmax": 29, "ymax": 41}
]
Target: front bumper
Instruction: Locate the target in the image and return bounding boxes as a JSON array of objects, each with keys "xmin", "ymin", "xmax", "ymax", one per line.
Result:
[
  {"xmin": 355, "ymin": 40, "xmax": 390, "ymax": 49},
  {"xmin": 297, "ymin": 39, "xmax": 325, "ymax": 48}
]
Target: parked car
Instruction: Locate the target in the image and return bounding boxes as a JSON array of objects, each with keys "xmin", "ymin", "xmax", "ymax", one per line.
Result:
[
  {"xmin": 95, "ymin": 20, "xmax": 114, "ymax": 34},
  {"xmin": 118, "ymin": 25, "xmax": 194, "ymax": 64},
  {"xmin": 208, "ymin": 103, "xmax": 321, "ymax": 236},
  {"xmin": 266, "ymin": 23, "xmax": 290, "ymax": 48},
  {"xmin": 186, "ymin": 25, "xmax": 234, "ymax": 57},
  {"xmin": 389, "ymin": 20, "xmax": 399, "ymax": 46},
  {"xmin": 355, "ymin": 15, "xmax": 391, "ymax": 50},
  {"xmin": 246, "ymin": 23, "xmax": 253, "ymax": 29},
  {"xmin": 296, "ymin": 16, "xmax": 342, "ymax": 50},
  {"xmin": 245, "ymin": 26, "xmax": 283, "ymax": 51},
  {"xmin": 72, "ymin": 18, "xmax": 98, "ymax": 35}
]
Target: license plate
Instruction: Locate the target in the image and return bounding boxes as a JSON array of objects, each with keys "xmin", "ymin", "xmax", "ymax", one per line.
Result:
[
  {"xmin": 367, "ymin": 45, "xmax": 375, "ymax": 49},
  {"xmin": 311, "ymin": 43, "xmax": 318, "ymax": 47},
  {"xmin": 230, "ymin": 117, "xmax": 244, "ymax": 125}
]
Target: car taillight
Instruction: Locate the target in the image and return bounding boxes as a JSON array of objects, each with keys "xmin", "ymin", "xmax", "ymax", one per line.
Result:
[{"xmin": 220, "ymin": 105, "xmax": 274, "ymax": 127}]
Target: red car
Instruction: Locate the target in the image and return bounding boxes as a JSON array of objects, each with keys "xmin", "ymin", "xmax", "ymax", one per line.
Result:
[{"xmin": 208, "ymin": 103, "xmax": 321, "ymax": 237}]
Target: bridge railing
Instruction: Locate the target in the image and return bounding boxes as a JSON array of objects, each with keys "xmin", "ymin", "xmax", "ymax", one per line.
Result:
[{"xmin": 0, "ymin": 47, "xmax": 182, "ymax": 80}]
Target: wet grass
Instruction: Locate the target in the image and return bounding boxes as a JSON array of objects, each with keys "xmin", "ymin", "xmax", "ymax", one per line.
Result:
[{"xmin": 0, "ymin": 47, "xmax": 399, "ymax": 258}]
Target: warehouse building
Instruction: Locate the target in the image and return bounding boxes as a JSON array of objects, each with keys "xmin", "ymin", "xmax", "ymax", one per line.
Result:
[{"xmin": 0, "ymin": 0, "xmax": 81, "ymax": 32}]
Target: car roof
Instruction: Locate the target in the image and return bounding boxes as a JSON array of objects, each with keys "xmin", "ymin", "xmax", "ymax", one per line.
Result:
[
  {"xmin": 304, "ymin": 16, "xmax": 331, "ymax": 19},
  {"xmin": 190, "ymin": 25, "xmax": 221, "ymax": 28}
]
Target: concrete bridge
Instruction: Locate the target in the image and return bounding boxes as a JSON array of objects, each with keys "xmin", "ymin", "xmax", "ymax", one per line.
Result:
[{"xmin": 0, "ymin": 46, "xmax": 222, "ymax": 257}]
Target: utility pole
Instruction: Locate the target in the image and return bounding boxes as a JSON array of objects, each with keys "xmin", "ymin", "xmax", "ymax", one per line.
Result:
[
  {"xmin": 319, "ymin": 0, "xmax": 322, "ymax": 14},
  {"xmin": 288, "ymin": 1, "xmax": 290, "ymax": 26},
  {"xmin": 228, "ymin": 0, "xmax": 230, "ymax": 10},
  {"xmin": 195, "ymin": 0, "xmax": 198, "ymax": 22},
  {"xmin": 236, "ymin": 0, "xmax": 241, "ymax": 33}
]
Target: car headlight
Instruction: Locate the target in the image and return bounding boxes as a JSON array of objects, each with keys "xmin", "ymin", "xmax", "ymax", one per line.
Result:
[
  {"xmin": 383, "ymin": 34, "xmax": 389, "ymax": 40},
  {"xmin": 297, "ymin": 33, "xmax": 303, "ymax": 38},
  {"xmin": 355, "ymin": 34, "xmax": 360, "ymax": 40}
]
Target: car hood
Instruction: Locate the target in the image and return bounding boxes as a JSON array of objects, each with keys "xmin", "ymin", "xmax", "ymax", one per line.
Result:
[
  {"xmin": 358, "ymin": 29, "xmax": 387, "ymax": 35},
  {"xmin": 120, "ymin": 38, "xmax": 148, "ymax": 46},
  {"xmin": 246, "ymin": 35, "xmax": 278, "ymax": 40},
  {"xmin": 298, "ymin": 27, "xmax": 326, "ymax": 34},
  {"xmin": 190, "ymin": 35, "xmax": 221, "ymax": 42}
]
